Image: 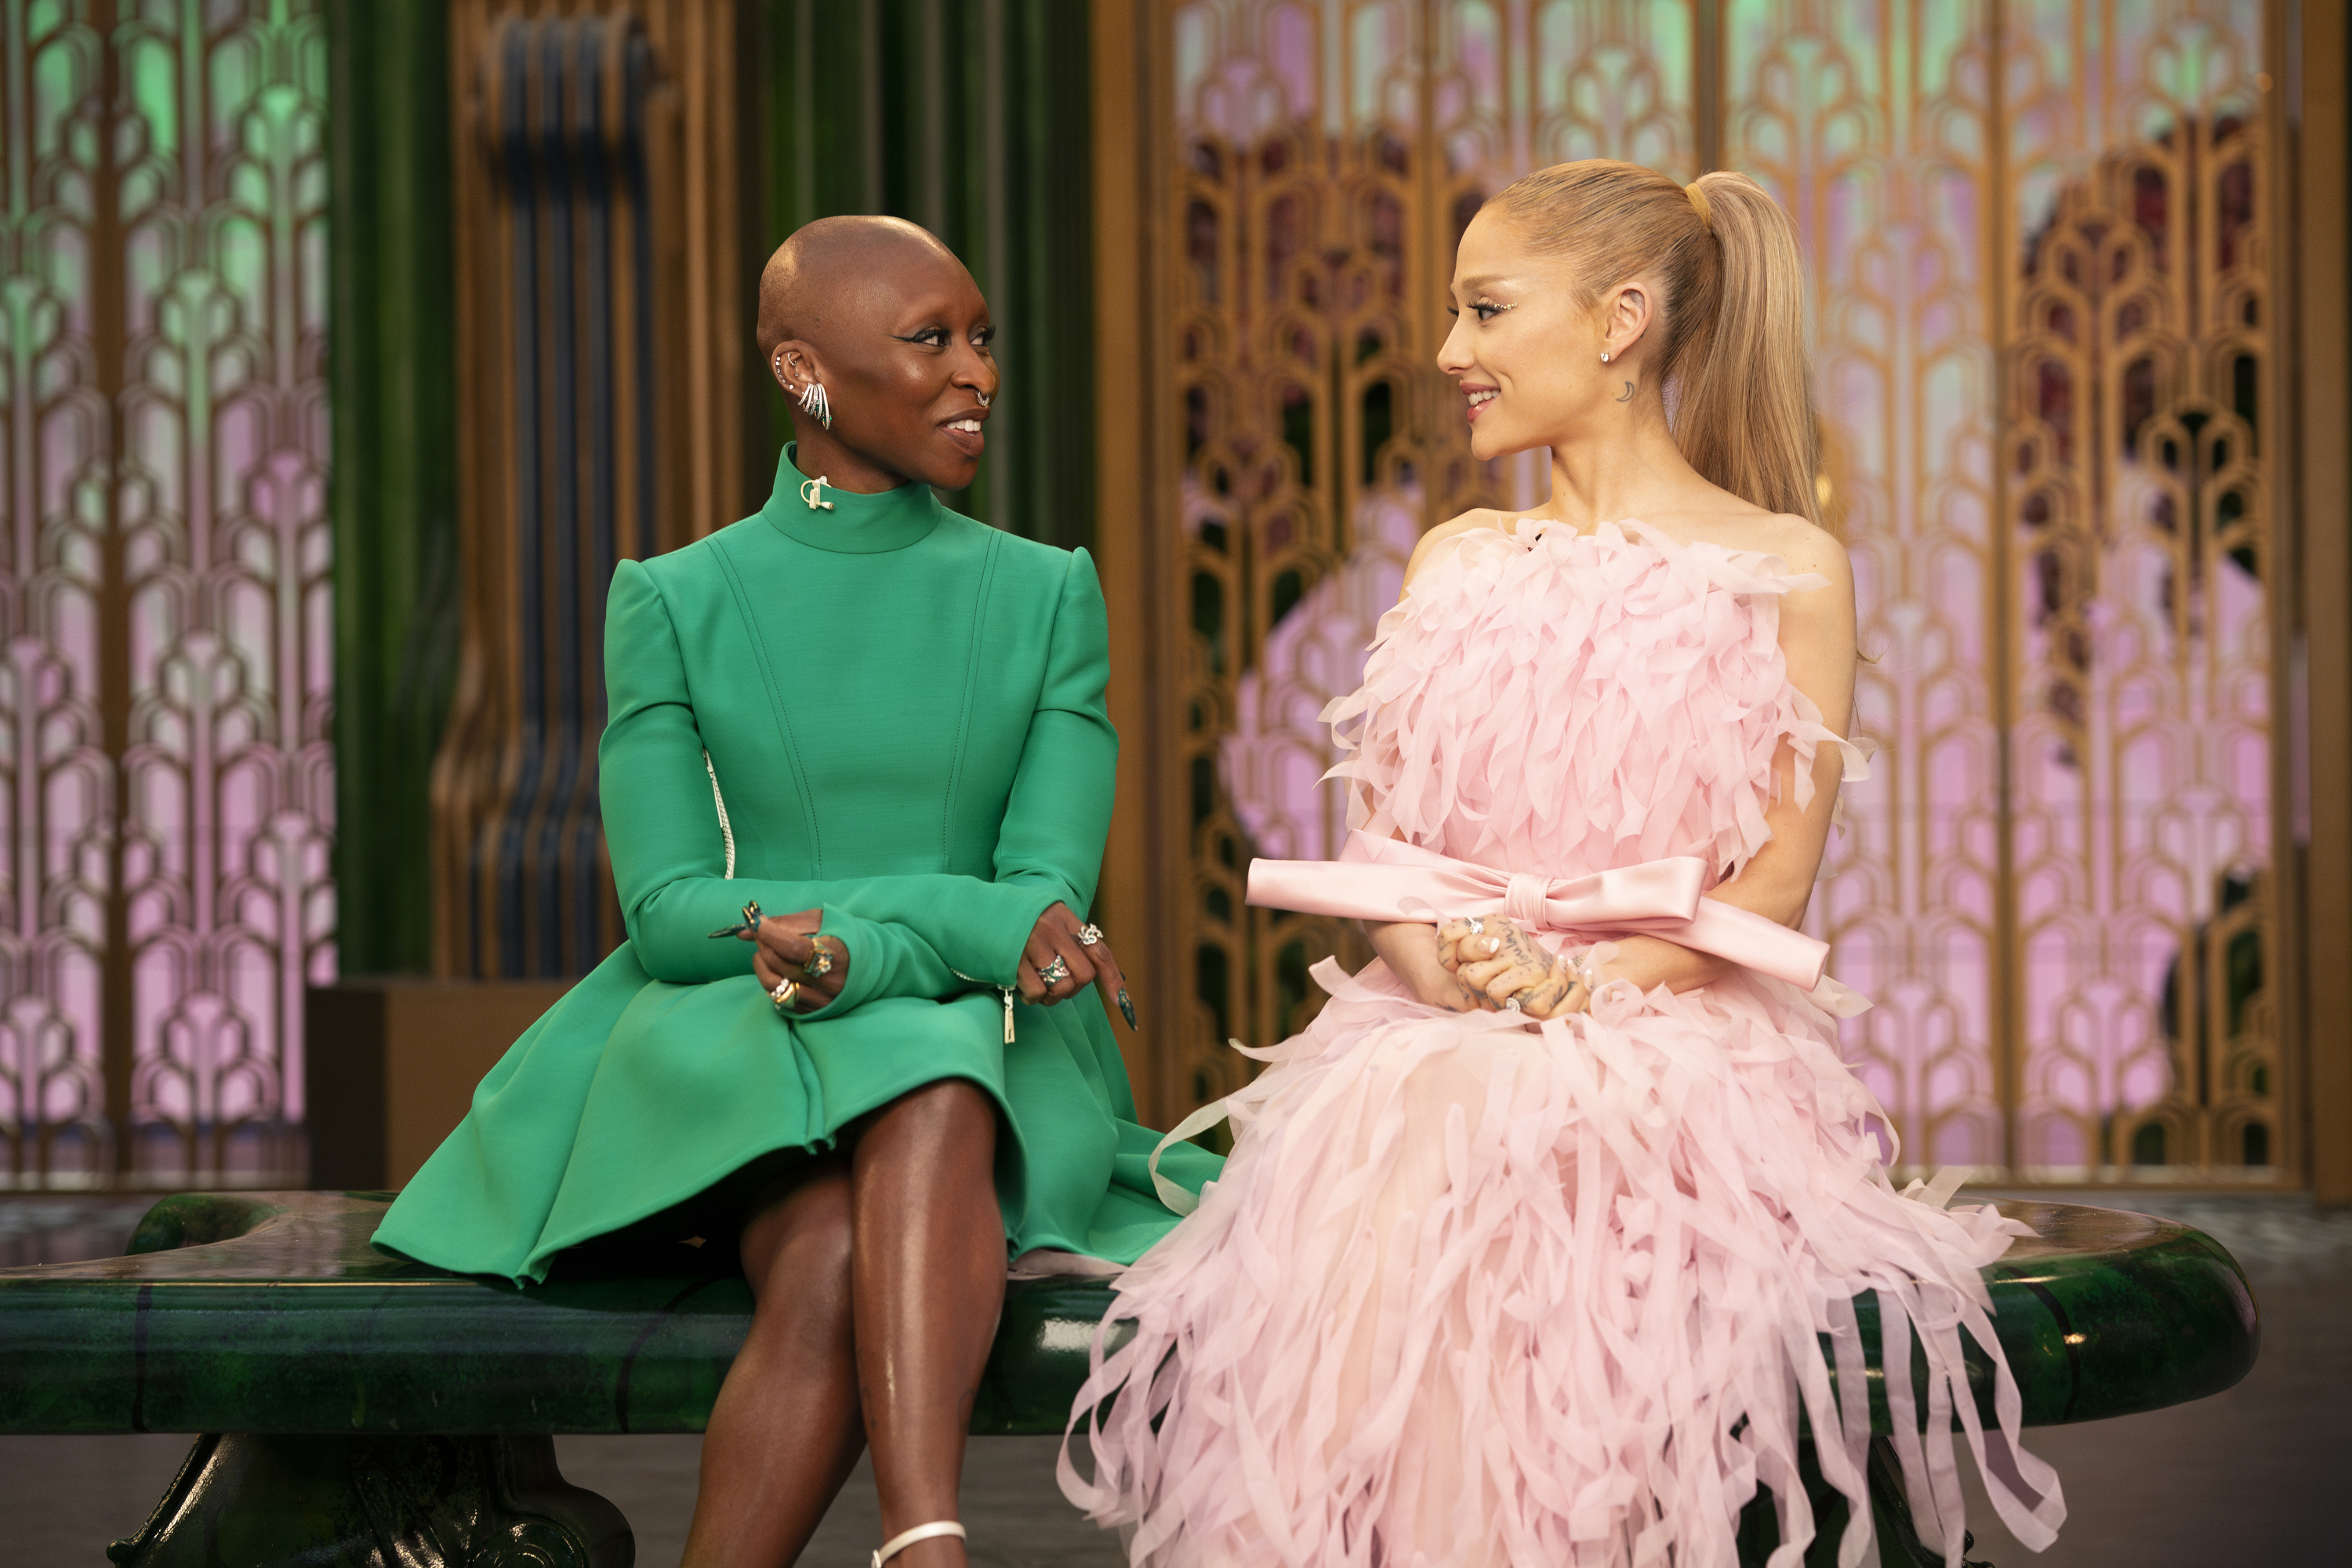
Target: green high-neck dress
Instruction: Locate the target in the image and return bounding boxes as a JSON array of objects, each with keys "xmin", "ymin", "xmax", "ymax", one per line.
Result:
[{"xmin": 373, "ymin": 448, "xmax": 1216, "ymax": 1285}]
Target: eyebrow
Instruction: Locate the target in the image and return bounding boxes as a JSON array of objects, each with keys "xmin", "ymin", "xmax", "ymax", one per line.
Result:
[{"xmin": 1451, "ymin": 274, "xmax": 1519, "ymax": 294}]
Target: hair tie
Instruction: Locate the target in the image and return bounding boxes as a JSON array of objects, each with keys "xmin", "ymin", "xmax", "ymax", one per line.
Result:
[{"xmin": 1684, "ymin": 180, "xmax": 1714, "ymax": 230}]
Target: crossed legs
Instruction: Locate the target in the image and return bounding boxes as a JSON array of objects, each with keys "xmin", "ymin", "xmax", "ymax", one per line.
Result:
[{"xmin": 680, "ymin": 1079, "xmax": 1007, "ymax": 1567}]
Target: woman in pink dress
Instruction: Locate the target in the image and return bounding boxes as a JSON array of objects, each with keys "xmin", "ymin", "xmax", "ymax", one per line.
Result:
[{"xmin": 1062, "ymin": 160, "xmax": 2067, "ymax": 1566}]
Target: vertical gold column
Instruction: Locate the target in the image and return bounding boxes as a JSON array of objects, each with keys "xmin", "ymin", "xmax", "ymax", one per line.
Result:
[
  {"xmin": 662, "ymin": 0, "xmax": 744, "ymax": 555},
  {"xmin": 1091, "ymin": 0, "xmax": 1179, "ymax": 1124},
  {"xmin": 2296, "ymin": 0, "xmax": 2352, "ymax": 1203}
]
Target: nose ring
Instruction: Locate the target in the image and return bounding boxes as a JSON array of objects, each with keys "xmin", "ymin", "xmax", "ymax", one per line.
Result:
[{"xmin": 976, "ymin": 390, "xmax": 992, "ymax": 409}]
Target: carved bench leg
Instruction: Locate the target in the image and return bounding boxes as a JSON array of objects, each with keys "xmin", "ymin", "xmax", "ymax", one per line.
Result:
[{"xmin": 105, "ymin": 1432, "xmax": 633, "ymax": 1567}]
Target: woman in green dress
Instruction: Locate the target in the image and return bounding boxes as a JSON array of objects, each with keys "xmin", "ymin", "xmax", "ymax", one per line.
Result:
[{"xmin": 373, "ymin": 216, "xmax": 1213, "ymax": 1568}]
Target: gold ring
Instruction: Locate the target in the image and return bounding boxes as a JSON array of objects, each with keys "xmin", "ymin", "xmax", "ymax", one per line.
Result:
[
  {"xmin": 771, "ymin": 977, "xmax": 800, "ymax": 1011},
  {"xmin": 801, "ymin": 938, "xmax": 833, "ymax": 979}
]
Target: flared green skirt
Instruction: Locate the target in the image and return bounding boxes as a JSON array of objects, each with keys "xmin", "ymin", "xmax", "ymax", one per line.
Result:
[{"xmin": 372, "ymin": 943, "xmax": 1215, "ymax": 1285}]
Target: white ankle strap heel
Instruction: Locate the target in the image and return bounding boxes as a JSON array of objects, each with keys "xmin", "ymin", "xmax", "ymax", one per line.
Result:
[{"xmin": 873, "ymin": 1519, "xmax": 966, "ymax": 1566}]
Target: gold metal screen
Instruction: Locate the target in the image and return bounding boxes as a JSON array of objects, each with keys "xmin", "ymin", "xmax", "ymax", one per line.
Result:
[{"xmin": 1138, "ymin": 0, "xmax": 2294, "ymax": 1182}]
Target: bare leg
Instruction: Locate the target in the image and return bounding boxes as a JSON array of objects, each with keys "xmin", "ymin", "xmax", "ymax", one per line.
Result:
[
  {"xmin": 681, "ymin": 1156, "xmax": 864, "ymax": 1566},
  {"xmin": 851, "ymin": 1080, "xmax": 1007, "ymax": 1568}
]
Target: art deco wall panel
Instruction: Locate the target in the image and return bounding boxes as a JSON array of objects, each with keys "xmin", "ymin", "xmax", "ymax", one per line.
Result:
[
  {"xmin": 1131, "ymin": 0, "xmax": 2291, "ymax": 1182},
  {"xmin": 1, "ymin": 0, "xmax": 332, "ymax": 1186}
]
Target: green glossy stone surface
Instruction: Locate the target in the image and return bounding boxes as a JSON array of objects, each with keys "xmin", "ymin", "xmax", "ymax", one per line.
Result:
[{"xmin": 0, "ymin": 1192, "xmax": 2256, "ymax": 1439}]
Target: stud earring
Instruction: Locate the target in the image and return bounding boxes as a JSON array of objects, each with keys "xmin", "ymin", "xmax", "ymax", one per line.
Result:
[
  {"xmin": 1600, "ymin": 351, "xmax": 1612, "ymax": 363},
  {"xmin": 798, "ymin": 381, "xmax": 833, "ymax": 430}
]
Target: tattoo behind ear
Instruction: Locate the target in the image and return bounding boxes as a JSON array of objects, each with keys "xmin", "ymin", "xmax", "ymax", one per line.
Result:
[{"xmin": 1616, "ymin": 381, "xmax": 1635, "ymax": 402}]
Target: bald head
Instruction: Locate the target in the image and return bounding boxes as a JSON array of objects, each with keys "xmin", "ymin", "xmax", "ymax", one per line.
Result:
[{"xmin": 756, "ymin": 216, "xmax": 964, "ymax": 359}]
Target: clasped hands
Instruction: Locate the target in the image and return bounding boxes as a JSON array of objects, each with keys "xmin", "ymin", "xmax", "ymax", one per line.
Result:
[
  {"xmin": 1433, "ymin": 915, "xmax": 1606, "ymax": 1020},
  {"xmin": 738, "ymin": 901, "xmax": 1131, "ymax": 1023}
]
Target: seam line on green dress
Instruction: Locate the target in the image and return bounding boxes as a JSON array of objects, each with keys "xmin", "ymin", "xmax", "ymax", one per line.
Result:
[
  {"xmin": 938, "ymin": 532, "xmax": 1002, "ymax": 868},
  {"xmin": 710, "ymin": 534, "xmax": 824, "ymax": 873}
]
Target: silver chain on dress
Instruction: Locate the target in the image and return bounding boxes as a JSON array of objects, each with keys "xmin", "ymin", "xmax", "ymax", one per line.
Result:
[{"xmin": 702, "ymin": 750, "xmax": 737, "ymax": 880}]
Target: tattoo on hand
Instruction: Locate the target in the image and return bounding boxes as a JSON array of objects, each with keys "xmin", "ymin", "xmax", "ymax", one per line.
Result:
[{"xmin": 1501, "ymin": 927, "xmax": 1544, "ymax": 968}]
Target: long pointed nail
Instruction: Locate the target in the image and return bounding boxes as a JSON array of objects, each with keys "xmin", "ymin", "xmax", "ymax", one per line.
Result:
[{"xmin": 1117, "ymin": 988, "xmax": 1139, "ymax": 1032}]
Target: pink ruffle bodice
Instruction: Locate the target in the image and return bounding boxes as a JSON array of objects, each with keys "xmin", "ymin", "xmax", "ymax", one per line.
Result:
[{"xmin": 1325, "ymin": 520, "xmax": 1864, "ymax": 885}]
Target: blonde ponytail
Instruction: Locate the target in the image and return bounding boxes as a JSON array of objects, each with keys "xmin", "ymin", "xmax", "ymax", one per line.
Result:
[{"xmin": 1486, "ymin": 162, "xmax": 1821, "ymax": 525}]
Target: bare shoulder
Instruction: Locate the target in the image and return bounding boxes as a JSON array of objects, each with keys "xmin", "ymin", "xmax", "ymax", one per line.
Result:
[
  {"xmin": 1403, "ymin": 507, "xmax": 1513, "ymax": 587},
  {"xmin": 1754, "ymin": 514, "xmax": 1857, "ymax": 666},
  {"xmin": 1747, "ymin": 511, "xmax": 1851, "ymax": 588}
]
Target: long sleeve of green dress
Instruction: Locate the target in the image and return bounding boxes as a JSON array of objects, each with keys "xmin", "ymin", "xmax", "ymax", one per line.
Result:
[
  {"xmin": 601, "ymin": 549, "xmax": 1113, "ymax": 1012},
  {"xmin": 373, "ymin": 448, "xmax": 1216, "ymax": 1286}
]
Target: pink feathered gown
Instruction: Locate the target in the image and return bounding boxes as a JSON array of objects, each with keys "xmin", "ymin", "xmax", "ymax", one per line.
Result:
[{"xmin": 1061, "ymin": 522, "xmax": 2066, "ymax": 1567}]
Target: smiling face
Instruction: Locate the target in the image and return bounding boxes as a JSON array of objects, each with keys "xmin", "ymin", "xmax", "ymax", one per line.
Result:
[
  {"xmin": 1437, "ymin": 205, "xmax": 1649, "ymax": 462},
  {"xmin": 763, "ymin": 223, "xmax": 1000, "ymax": 493}
]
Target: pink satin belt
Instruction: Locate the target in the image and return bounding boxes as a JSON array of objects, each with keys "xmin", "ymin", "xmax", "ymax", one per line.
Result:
[{"xmin": 1245, "ymin": 830, "xmax": 1830, "ymax": 992}]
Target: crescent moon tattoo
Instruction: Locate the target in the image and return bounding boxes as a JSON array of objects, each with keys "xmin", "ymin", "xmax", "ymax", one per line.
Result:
[{"xmin": 1616, "ymin": 380, "xmax": 1635, "ymax": 402}]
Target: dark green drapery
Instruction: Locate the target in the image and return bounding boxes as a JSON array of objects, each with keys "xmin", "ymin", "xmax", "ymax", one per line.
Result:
[
  {"xmin": 328, "ymin": 0, "xmax": 459, "ymax": 976},
  {"xmin": 753, "ymin": 0, "xmax": 1097, "ymax": 551}
]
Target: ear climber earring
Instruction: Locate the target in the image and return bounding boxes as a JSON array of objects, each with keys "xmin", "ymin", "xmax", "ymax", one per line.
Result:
[{"xmin": 798, "ymin": 381, "xmax": 833, "ymax": 430}]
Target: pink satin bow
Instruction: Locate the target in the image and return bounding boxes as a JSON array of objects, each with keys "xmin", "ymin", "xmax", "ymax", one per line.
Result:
[{"xmin": 1246, "ymin": 830, "xmax": 1830, "ymax": 992}]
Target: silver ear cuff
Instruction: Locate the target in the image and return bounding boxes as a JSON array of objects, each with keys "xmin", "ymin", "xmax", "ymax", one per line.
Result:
[{"xmin": 798, "ymin": 381, "xmax": 833, "ymax": 430}]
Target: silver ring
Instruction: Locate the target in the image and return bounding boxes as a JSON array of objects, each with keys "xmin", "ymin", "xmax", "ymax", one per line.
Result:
[
  {"xmin": 1504, "ymin": 996, "xmax": 1523, "ymax": 1012},
  {"xmin": 1076, "ymin": 924, "xmax": 1105, "ymax": 946},
  {"xmin": 1465, "ymin": 917, "xmax": 1485, "ymax": 935},
  {"xmin": 1038, "ymin": 955, "xmax": 1073, "ymax": 987},
  {"xmin": 770, "ymin": 977, "xmax": 800, "ymax": 1011}
]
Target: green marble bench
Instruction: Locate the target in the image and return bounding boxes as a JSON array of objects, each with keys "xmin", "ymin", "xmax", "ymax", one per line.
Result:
[{"xmin": 0, "ymin": 1192, "xmax": 2256, "ymax": 1567}]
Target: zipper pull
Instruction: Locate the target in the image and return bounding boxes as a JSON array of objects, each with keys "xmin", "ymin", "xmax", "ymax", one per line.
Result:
[{"xmin": 953, "ymin": 969, "xmax": 1019, "ymax": 1044}]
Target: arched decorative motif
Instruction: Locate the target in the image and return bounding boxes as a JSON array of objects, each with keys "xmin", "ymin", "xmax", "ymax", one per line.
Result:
[
  {"xmin": 1140, "ymin": 0, "xmax": 2291, "ymax": 1183},
  {"xmin": 0, "ymin": 1, "xmax": 333, "ymax": 1185},
  {"xmin": 2000, "ymin": 26, "xmax": 2278, "ymax": 1175},
  {"xmin": 1167, "ymin": 0, "xmax": 1522, "ymax": 1117}
]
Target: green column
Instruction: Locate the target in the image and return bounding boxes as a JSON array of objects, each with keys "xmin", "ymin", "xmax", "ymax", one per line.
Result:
[
  {"xmin": 753, "ymin": 0, "xmax": 1096, "ymax": 550},
  {"xmin": 326, "ymin": 0, "xmax": 459, "ymax": 975}
]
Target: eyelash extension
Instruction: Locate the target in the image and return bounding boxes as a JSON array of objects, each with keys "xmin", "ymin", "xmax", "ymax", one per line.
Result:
[
  {"xmin": 891, "ymin": 327, "xmax": 998, "ymax": 348},
  {"xmin": 1445, "ymin": 299, "xmax": 1515, "ymax": 321}
]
